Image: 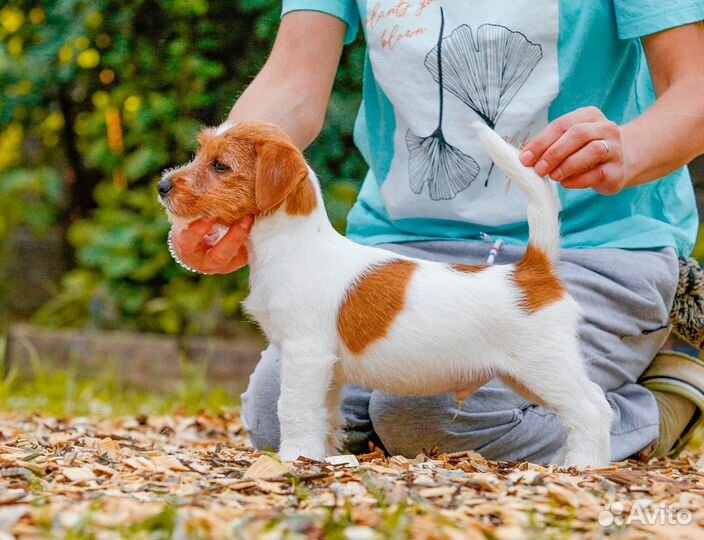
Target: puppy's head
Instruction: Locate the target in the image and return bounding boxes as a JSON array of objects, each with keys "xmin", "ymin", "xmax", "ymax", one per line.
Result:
[{"xmin": 158, "ymin": 121, "xmax": 314, "ymax": 228}]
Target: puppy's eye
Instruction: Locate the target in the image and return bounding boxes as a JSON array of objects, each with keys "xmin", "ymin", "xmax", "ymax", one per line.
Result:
[{"xmin": 212, "ymin": 160, "xmax": 229, "ymax": 173}]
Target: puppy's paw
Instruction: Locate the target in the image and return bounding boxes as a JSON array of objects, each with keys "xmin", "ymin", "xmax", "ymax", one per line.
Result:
[
  {"xmin": 563, "ymin": 452, "xmax": 610, "ymax": 469},
  {"xmin": 278, "ymin": 441, "xmax": 327, "ymax": 463}
]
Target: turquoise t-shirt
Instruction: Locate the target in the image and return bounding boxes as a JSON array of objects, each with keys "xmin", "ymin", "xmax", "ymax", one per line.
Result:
[{"xmin": 282, "ymin": 1, "xmax": 702, "ymax": 256}]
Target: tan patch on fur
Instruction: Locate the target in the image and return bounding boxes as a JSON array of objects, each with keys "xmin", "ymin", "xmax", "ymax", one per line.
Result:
[
  {"xmin": 284, "ymin": 175, "xmax": 317, "ymax": 216},
  {"xmin": 338, "ymin": 260, "xmax": 417, "ymax": 356},
  {"xmin": 451, "ymin": 264, "xmax": 486, "ymax": 274},
  {"xmin": 253, "ymin": 134, "xmax": 309, "ymax": 214},
  {"xmin": 513, "ymin": 245, "xmax": 566, "ymax": 313}
]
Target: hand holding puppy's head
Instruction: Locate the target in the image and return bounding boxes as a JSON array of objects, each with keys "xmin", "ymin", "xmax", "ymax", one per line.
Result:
[{"xmin": 158, "ymin": 121, "xmax": 313, "ymax": 228}]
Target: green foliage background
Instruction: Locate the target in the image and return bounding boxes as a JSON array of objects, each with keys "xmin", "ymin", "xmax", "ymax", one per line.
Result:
[
  {"xmin": 0, "ymin": 0, "xmax": 365, "ymax": 336},
  {"xmin": 1, "ymin": 2, "xmax": 702, "ymax": 338}
]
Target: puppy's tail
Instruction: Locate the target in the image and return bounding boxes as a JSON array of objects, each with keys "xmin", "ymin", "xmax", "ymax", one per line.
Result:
[{"xmin": 474, "ymin": 122, "xmax": 561, "ymax": 261}]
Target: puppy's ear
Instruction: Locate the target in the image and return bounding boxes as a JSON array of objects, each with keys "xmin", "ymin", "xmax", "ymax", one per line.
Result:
[{"xmin": 254, "ymin": 140, "xmax": 308, "ymax": 213}]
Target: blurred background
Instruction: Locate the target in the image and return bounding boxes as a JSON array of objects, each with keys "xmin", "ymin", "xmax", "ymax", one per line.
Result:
[
  {"xmin": 0, "ymin": 1, "xmax": 701, "ymax": 414},
  {"xmin": 0, "ymin": 0, "xmax": 365, "ymax": 337}
]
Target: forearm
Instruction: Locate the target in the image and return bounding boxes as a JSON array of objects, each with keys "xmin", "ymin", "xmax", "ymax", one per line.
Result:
[
  {"xmin": 621, "ymin": 76, "xmax": 704, "ymax": 187},
  {"xmin": 225, "ymin": 12, "xmax": 346, "ymax": 149},
  {"xmin": 226, "ymin": 70, "xmax": 324, "ymax": 149}
]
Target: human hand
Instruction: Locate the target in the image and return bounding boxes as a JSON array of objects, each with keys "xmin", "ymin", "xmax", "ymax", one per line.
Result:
[
  {"xmin": 519, "ymin": 106, "xmax": 628, "ymax": 195},
  {"xmin": 170, "ymin": 215, "xmax": 254, "ymax": 274}
]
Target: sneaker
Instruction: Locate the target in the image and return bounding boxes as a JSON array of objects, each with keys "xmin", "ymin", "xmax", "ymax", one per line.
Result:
[{"xmin": 639, "ymin": 351, "xmax": 704, "ymax": 459}]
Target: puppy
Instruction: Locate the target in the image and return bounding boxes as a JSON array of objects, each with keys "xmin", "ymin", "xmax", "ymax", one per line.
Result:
[{"xmin": 159, "ymin": 120, "xmax": 613, "ymax": 467}]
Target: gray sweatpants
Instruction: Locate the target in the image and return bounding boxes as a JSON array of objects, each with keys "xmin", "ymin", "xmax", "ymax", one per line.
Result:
[{"xmin": 241, "ymin": 242, "xmax": 679, "ymax": 463}]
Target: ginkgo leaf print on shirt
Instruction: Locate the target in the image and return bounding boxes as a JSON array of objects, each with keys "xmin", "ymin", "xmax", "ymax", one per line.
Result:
[
  {"xmin": 425, "ymin": 23, "xmax": 543, "ymax": 185},
  {"xmin": 426, "ymin": 24, "xmax": 543, "ymax": 130},
  {"xmin": 406, "ymin": 7, "xmax": 480, "ymax": 201}
]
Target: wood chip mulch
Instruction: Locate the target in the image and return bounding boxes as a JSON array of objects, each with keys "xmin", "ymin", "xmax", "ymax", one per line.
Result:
[{"xmin": 0, "ymin": 411, "xmax": 702, "ymax": 539}]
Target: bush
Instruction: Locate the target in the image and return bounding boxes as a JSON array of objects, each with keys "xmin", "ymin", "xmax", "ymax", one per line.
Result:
[{"xmin": 0, "ymin": 1, "xmax": 365, "ymax": 335}]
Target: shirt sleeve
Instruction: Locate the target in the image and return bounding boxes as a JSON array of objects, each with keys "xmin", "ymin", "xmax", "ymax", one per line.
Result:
[
  {"xmin": 612, "ymin": 0, "xmax": 704, "ymax": 39},
  {"xmin": 281, "ymin": 0, "xmax": 359, "ymax": 44}
]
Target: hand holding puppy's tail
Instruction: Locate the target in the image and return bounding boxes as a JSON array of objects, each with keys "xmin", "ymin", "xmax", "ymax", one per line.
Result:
[{"xmin": 474, "ymin": 122, "xmax": 561, "ymax": 261}]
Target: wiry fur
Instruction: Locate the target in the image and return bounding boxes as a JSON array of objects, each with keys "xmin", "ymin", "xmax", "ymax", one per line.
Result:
[{"xmin": 160, "ymin": 121, "xmax": 614, "ymax": 468}]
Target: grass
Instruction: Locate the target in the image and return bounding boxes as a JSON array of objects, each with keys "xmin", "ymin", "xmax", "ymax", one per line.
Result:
[{"xmin": 0, "ymin": 335, "xmax": 240, "ymax": 417}]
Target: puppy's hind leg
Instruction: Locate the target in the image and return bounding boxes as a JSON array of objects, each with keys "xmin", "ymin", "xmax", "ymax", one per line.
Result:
[{"xmin": 505, "ymin": 341, "xmax": 613, "ymax": 468}]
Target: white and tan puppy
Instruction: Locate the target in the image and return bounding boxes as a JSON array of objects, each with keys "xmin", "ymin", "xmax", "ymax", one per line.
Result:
[{"xmin": 158, "ymin": 120, "xmax": 613, "ymax": 468}]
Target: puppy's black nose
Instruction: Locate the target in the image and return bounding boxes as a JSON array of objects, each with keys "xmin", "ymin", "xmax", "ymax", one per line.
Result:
[{"xmin": 157, "ymin": 178, "xmax": 173, "ymax": 197}]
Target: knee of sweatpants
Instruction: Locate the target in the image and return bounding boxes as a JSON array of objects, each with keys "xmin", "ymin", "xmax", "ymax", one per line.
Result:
[
  {"xmin": 240, "ymin": 345, "xmax": 282, "ymax": 452},
  {"xmin": 368, "ymin": 383, "xmax": 564, "ymax": 463},
  {"xmin": 367, "ymin": 385, "xmax": 520, "ymax": 457},
  {"xmin": 368, "ymin": 393, "xmax": 454, "ymax": 457}
]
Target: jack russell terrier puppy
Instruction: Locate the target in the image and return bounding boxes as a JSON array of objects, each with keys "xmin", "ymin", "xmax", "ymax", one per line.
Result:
[{"xmin": 158, "ymin": 120, "xmax": 614, "ymax": 468}]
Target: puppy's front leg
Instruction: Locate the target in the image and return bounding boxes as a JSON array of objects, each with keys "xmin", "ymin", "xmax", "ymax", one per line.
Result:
[{"xmin": 277, "ymin": 343, "xmax": 337, "ymax": 462}]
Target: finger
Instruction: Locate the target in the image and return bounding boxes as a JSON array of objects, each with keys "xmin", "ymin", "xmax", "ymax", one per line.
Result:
[
  {"xmin": 226, "ymin": 217, "xmax": 254, "ymax": 242},
  {"xmin": 235, "ymin": 214, "xmax": 255, "ymax": 229},
  {"xmin": 206, "ymin": 224, "xmax": 251, "ymax": 265},
  {"xmin": 560, "ymin": 163, "xmax": 623, "ymax": 194},
  {"xmin": 537, "ymin": 123, "xmax": 608, "ymax": 177},
  {"xmin": 559, "ymin": 169, "xmax": 603, "ymax": 190},
  {"xmin": 202, "ymin": 246, "xmax": 248, "ymax": 275},
  {"xmin": 519, "ymin": 106, "xmax": 605, "ymax": 166},
  {"xmin": 174, "ymin": 218, "xmax": 217, "ymax": 251},
  {"xmin": 550, "ymin": 138, "xmax": 613, "ymax": 180},
  {"xmin": 221, "ymin": 247, "xmax": 249, "ymax": 274},
  {"xmin": 187, "ymin": 217, "xmax": 218, "ymax": 236}
]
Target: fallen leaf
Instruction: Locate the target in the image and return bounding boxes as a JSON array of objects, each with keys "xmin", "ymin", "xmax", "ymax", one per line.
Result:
[
  {"xmin": 62, "ymin": 467, "xmax": 96, "ymax": 483},
  {"xmin": 97, "ymin": 437, "xmax": 121, "ymax": 461},
  {"xmin": 244, "ymin": 455, "xmax": 288, "ymax": 480},
  {"xmin": 0, "ymin": 505, "xmax": 29, "ymax": 531},
  {"xmin": 325, "ymin": 455, "xmax": 359, "ymax": 467},
  {"xmin": 123, "ymin": 457, "xmax": 156, "ymax": 471},
  {"xmin": 256, "ymin": 479, "xmax": 292, "ymax": 495},
  {"xmin": 418, "ymin": 486, "xmax": 456, "ymax": 498},
  {"xmin": 152, "ymin": 455, "xmax": 190, "ymax": 472},
  {"xmin": 389, "ymin": 455, "xmax": 411, "ymax": 470}
]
